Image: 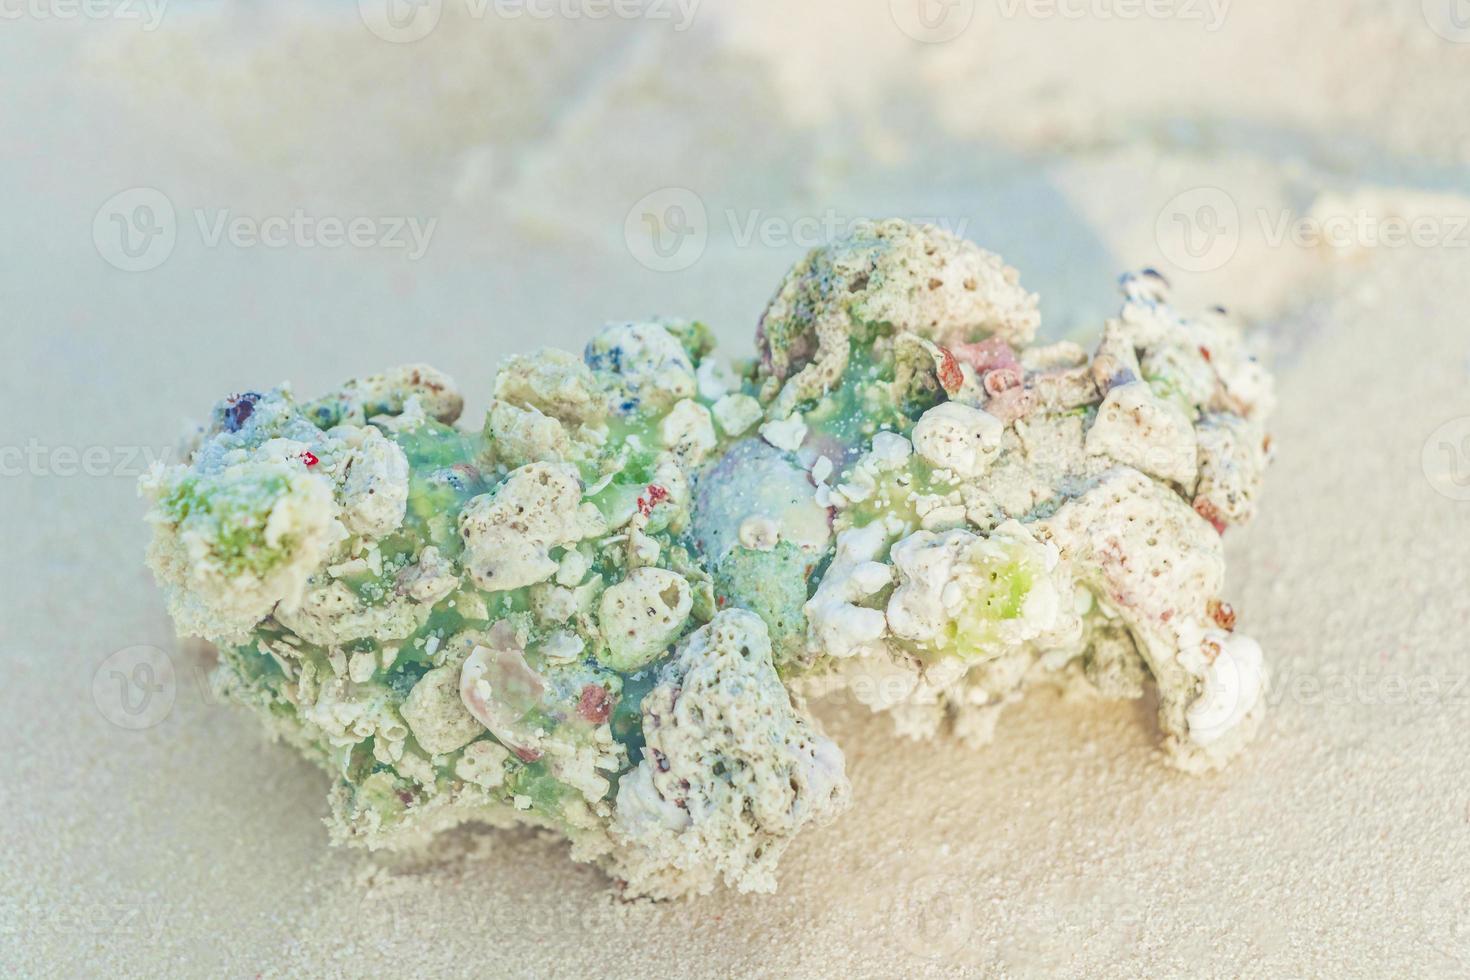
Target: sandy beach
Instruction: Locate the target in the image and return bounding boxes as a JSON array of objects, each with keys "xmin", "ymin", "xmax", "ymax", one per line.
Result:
[{"xmin": 5, "ymin": 3, "xmax": 1470, "ymax": 976}]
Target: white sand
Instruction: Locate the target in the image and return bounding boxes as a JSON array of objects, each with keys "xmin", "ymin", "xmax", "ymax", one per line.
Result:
[{"xmin": 6, "ymin": 3, "xmax": 1470, "ymax": 976}]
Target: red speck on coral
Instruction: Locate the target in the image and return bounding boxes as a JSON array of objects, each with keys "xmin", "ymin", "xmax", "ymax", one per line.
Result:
[
  {"xmin": 1199, "ymin": 346, "xmax": 1213, "ymax": 363},
  {"xmin": 1193, "ymin": 497, "xmax": 1227, "ymax": 535},
  {"xmin": 300, "ymin": 451, "xmax": 319, "ymax": 467},
  {"xmin": 637, "ymin": 484, "xmax": 669, "ymax": 517},
  {"xmin": 577, "ymin": 684, "xmax": 614, "ymax": 724},
  {"xmin": 936, "ymin": 347, "xmax": 964, "ymax": 394}
]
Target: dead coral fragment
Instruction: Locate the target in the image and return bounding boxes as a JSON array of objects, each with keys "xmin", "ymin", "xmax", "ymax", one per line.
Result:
[
  {"xmin": 609, "ymin": 611, "xmax": 850, "ymax": 898},
  {"xmin": 141, "ymin": 219, "xmax": 1275, "ymax": 900}
]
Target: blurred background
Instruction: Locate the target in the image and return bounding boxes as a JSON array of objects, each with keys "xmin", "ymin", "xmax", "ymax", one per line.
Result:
[
  {"xmin": 11, "ymin": 1, "xmax": 1469, "ymax": 393},
  {"xmin": 7, "ymin": 2, "xmax": 1470, "ymax": 977}
]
